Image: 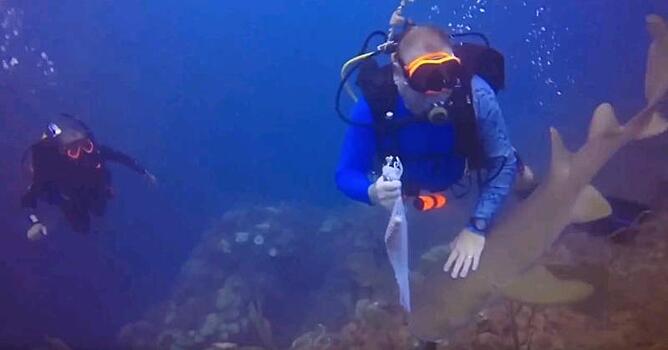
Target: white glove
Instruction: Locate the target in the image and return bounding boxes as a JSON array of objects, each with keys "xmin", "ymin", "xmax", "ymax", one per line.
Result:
[
  {"xmin": 27, "ymin": 222, "xmax": 48, "ymax": 241},
  {"xmin": 368, "ymin": 176, "xmax": 402, "ymax": 211},
  {"xmin": 444, "ymin": 228, "xmax": 486, "ymax": 279}
]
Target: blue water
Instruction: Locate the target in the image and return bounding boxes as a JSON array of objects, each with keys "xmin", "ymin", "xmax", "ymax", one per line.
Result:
[{"xmin": 0, "ymin": 0, "xmax": 666, "ymax": 348}]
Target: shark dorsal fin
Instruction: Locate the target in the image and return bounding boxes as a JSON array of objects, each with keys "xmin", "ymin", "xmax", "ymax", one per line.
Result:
[
  {"xmin": 640, "ymin": 14, "xmax": 668, "ymax": 140},
  {"xmin": 498, "ymin": 265, "xmax": 594, "ymax": 305},
  {"xmin": 572, "ymin": 185, "xmax": 612, "ymax": 224},
  {"xmin": 588, "ymin": 103, "xmax": 621, "ymax": 139},
  {"xmin": 549, "ymin": 127, "xmax": 572, "ymax": 177},
  {"xmin": 647, "ymin": 14, "xmax": 668, "ymax": 39}
]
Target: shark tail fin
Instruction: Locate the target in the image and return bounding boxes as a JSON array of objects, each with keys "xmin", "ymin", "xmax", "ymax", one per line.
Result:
[{"xmin": 638, "ymin": 14, "xmax": 668, "ymax": 140}]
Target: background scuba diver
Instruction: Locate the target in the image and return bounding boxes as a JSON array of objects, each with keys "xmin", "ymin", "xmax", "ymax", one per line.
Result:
[
  {"xmin": 336, "ymin": 14, "xmax": 534, "ymax": 280},
  {"xmin": 21, "ymin": 115, "xmax": 157, "ymax": 240}
]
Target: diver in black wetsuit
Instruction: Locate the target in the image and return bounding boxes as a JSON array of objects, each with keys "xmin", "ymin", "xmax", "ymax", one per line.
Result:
[{"xmin": 21, "ymin": 118, "xmax": 156, "ymax": 239}]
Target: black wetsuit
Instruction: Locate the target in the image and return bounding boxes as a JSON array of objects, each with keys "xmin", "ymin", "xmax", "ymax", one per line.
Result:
[{"xmin": 21, "ymin": 137, "xmax": 148, "ymax": 233}]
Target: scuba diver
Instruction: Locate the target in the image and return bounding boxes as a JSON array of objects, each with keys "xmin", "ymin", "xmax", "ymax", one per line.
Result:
[
  {"xmin": 335, "ymin": 9, "xmax": 534, "ymax": 280},
  {"xmin": 335, "ymin": 6, "xmax": 653, "ymax": 283},
  {"xmin": 21, "ymin": 115, "xmax": 157, "ymax": 240}
]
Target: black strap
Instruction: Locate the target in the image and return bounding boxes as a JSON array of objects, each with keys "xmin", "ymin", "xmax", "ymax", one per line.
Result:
[{"xmin": 357, "ymin": 60, "xmax": 486, "ymax": 195}]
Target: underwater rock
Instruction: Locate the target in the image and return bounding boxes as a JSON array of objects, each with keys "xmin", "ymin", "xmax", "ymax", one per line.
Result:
[
  {"xmin": 207, "ymin": 342, "xmax": 239, "ymax": 350},
  {"xmin": 255, "ymin": 222, "xmax": 272, "ymax": 231},
  {"xmin": 420, "ymin": 244, "xmax": 451, "ymax": 264},
  {"xmin": 117, "ymin": 321, "xmax": 158, "ymax": 350},
  {"xmin": 40, "ymin": 336, "xmax": 73, "ymax": 350},
  {"xmin": 126, "ymin": 197, "xmax": 668, "ymax": 350},
  {"xmin": 253, "ymin": 234, "xmax": 265, "ymax": 245},
  {"xmin": 221, "ymin": 209, "xmax": 248, "ymax": 223},
  {"xmin": 220, "ymin": 307, "xmax": 241, "ymax": 322},
  {"xmin": 248, "ymin": 300, "xmax": 276, "ymax": 349},
  {"xmin": 353, "ymin": 299, "xmax": 394, "ymax": 330},
  {"xmin": 287, "ymin": 298, "xmax": 416, "ymax": 349},
  {"xmin": 234, "ymin": 231, "xmax": 250, "ymax": 244},
  {"xmin": 318, "ymin": 216, "xmax": 343, "ymax": 233},
  {"xmin": 471, "ymin": 333, "xmax": 504, "ymax": 350},
  {"xmin": 218, "ymin": 238, "xmax": 232, "ymax": 254},
  {"xmin": 216, "ymin": 287, "xmax": 240, "ymax": 311},
  {"xmin": 290, "ymin": 324, "xmax": 339, "ymax": 350},
  {"xmin": 200, "ymin": 313, "xmax": 221, "ymax": 338},
  {"xmin": 216, "ymin": 274, "xmax": 247, "ymax": 312},
  {"xmin": 157, "ymin": 328, "xmax": 196, "ymax": 350},
  {"xmin": 181, "ymin": 258, "xmax": 209, "ymax": 277}
]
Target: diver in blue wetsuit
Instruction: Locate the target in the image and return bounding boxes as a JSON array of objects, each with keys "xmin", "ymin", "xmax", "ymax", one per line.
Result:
[{"xmin": 336, "ymin": 23, "xmax": 531, "ymax": 280}]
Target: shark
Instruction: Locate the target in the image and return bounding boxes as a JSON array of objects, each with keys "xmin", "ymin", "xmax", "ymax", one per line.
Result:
[{"xmin": 408, "ymin": 14, "xmax": 668, "ymax": 341}]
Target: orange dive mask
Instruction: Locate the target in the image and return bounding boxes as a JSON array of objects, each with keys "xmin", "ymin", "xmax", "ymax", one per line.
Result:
[
  {"xmin": 404, "ymin": 52, "xmax": 462, "ymax": 95},
  {"xmin": 64, "ymin": 138, "xmax": 95, "ymax": 160}
]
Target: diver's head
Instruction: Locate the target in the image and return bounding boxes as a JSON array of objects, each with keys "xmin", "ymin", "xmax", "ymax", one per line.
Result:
[
  {"xmin": 392, "ymin": 26, "xmax": 462, "ymax": 118},
  {"xmin": 44, "ymin": 121, "xmax": 95, "ymax": 160},
  {"xmin": 397, "ymin": 25, "xmax": 454, "ymax": 66}
]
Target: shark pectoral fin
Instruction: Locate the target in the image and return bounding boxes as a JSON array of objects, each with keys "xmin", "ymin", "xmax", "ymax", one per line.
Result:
[
  {"xmin": 499, "ymin": 265, "xmax": 594, "ymax": 305},
  {"xmin": 571, "ymin": 185, "xmax": 612, "ymax": 224}
]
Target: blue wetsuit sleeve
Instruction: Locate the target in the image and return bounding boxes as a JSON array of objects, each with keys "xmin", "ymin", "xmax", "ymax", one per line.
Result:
[
  {"xmin": 335, "ymin": 100, "xmax": 377, "ymax": 204},
  {"xmin": 470, "ymin": 76, "xmax": 518, "ymax": 235}
]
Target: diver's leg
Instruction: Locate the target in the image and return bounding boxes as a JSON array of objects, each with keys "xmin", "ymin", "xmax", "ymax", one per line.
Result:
[
  {"xmin": 89, "ymin": 190, "xmax": 108, "ymax": 217},
  {"xmin": 513, "ymin": 151, "xmax": 538, "ymax": 199},
  {"xmin": 579, "ymin": 197, "xmax": 653, "ymax": 242},
  {"xmin": 605, "ymin": 197, "xmax": 653, "ymax": 243},
  {"xmin": 61, "ymin": 199, "xmax": 91, "ymax": 234},
  {"xmin": 606, "ymin": 197, "xmax": 652, "ymax": 223}
]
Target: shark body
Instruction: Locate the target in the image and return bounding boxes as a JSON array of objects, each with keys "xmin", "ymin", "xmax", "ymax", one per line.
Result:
[{"xmin": 409, "ymin": 14, "xmax": 668, "ymax": 341}]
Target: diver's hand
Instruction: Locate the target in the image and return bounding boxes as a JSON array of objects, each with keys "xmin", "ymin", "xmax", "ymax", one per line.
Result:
[
  {"xmin": 390, "ymin": 10, "xmax": 406, "ymax": 27},
  {"xmin": 368, "ymin": 177, "xmax": 402, "ymax": 211},
  {"xmin": 27, "ymin": 223, "xmax": 47, "ymax": 241},
  {"xmin": 514, "ymin": 165, "xmax": 538, "ymax": 199},
  {"xmin": 444, "ymin": 228, "xmax": 486, "ymax": 279},
  {"xmin": 144, "ymin": 170, "xmax": 158, "ymax": 186}
]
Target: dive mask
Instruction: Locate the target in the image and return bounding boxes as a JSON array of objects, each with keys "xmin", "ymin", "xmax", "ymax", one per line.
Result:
[
  {"xmin": 404, "ymin": 51, "xmax": 462, "ymax": 95},
  {"xmin": 63, "ymin": 138, "xmax": 95, "ymax": 160}
]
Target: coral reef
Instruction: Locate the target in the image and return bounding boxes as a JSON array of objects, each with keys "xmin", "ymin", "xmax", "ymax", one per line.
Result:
[
  {"xmin": 432, "ymin": 211, "xmax": 668, "ymax": 350},
  {"xmin": 119, "ymin": 202, "xmax": 668, "ymax": 350},
  {"xmin": 289, "ymin": 299, "xmax": 419, "ymax": 350},
  {"xmin": 287, "ymin": 209, "xmax": 668, "ymax": 350},
  {"xmin": 118, "ymin": 203, "xmax": 394, "ymax": 349}
]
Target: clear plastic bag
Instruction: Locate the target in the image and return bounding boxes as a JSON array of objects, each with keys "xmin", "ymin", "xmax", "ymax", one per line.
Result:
[{"xmin": 382, "ymin": 156, "xmax": 411, "ymax": 312}]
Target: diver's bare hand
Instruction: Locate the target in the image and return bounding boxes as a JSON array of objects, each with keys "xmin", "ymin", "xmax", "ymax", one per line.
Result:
[
  {"xmin": 27, "ymin": 223, "xmax": 47, "ymax": 241},
  {"xmin": 390, "ymin": 10, "xmax": 406, "ymax": 27},
  {"xmin": 444, "ymin": 228, "xmax": 485, "ymax": 279},
  {"xmin": 144, "ymin": 171, "xmax": 158, "ymax": 186}
]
